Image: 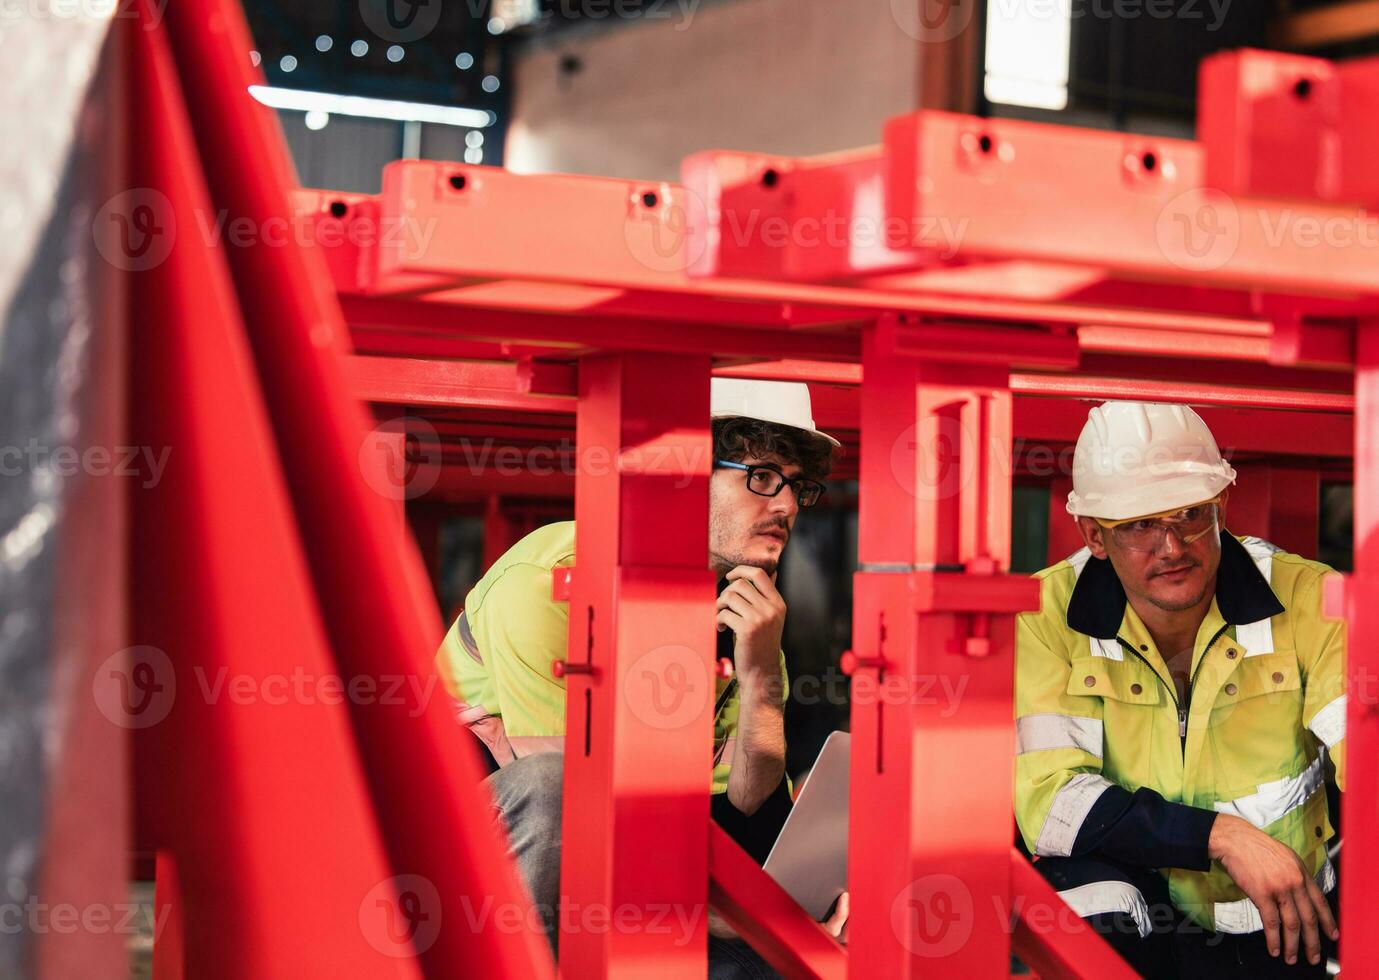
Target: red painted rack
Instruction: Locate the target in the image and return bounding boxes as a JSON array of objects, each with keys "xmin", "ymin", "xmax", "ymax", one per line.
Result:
[{"xmin": 116, "ymin": 1, "xmax": 1371, "ymax": 976}]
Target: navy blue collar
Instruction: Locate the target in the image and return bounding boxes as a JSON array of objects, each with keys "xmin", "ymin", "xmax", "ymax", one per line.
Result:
[{"xmin": 1066, "ymin": 531, "xmax": 1285, "ymax": 640}]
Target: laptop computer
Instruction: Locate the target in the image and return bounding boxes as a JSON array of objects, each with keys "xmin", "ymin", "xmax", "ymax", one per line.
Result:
[{"xmin": 762, "ymin": 730, "xmax": 850, "ymax": 920}]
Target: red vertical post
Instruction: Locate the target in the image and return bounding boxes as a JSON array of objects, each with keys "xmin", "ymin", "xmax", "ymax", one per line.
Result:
[
  {"xmin": 847, "ymin": 317, "xmax": 1037, "ymax": 977},
  {"xmin": 1339, "ymin": 325, "xmax": 1379, "ymax": 969},
  {"xmin": 406, "ymin": 504, "xmax": 442, "ymax": 589},
  {"xmin": 151, "ymin": 852, "xmax": 184, "ymax": 980},
  {"xmin": 1046, "ymin": 474, "xmax": 1084, "ymax": 566},
  {"xmin": 1229, "ymin": 462, "xmax": 1321, "ymax": 557},
  {"xmin": 1227, "ymin": 462, "xmax": 1275, "ymax": 541},
  {"xmin": 559, "ymin": 353, "xmax": 717, "ymax": 977},
  {"xmin": 482, "ymin": 494, "xmax": 523, "ymax": 570},
  {"xmin": 1264, "ymin": 466, "xmax": 1320, "ymax": 559}
]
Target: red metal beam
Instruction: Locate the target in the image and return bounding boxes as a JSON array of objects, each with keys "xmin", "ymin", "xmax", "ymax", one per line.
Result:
[
  {"xmin": 345, "ymin": 355, "xmax": 575, "ymax": 412},
  {"xmin": 848, "ymin": 316, "xmax": 1037, "ymax": 976},
  {"xmin": 559, "ymin": 353, "xmax": 717, "ymax": 975},
  {"xmin": 350, "ymin": 327, "xmax": 580, "ymax": 362},
  {"xmin": 1015, "ymin": 399, "xmax": 1354, "ymax": 459},
  {"xmin": 1333, "ymin": 322, "xmax": 1379, "ymax": 971},
  {"xmin": 340, "ymin": 294, "xmax": 859, "ymax": 361},
  {"xmin": 1076, "ymin": 352, "xmax": 1352, "ymax": 392},
  {"xmin": 884, "ymin": 111, "xmax": 1379, "ymax": 301},
  {"xmin": 1011, "ymin": 374, "xmax": 1354, "ymax": 413}
]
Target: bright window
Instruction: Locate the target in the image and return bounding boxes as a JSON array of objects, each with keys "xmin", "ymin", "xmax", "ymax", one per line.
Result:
[{"xmin": 984, "ymin": 0, "xmax": 1072, "ymax": 110}]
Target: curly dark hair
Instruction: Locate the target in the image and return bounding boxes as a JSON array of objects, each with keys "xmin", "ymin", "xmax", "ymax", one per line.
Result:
[{"xmin": 712, "ymin": 417, "xmax": 838, "ymax": 483}]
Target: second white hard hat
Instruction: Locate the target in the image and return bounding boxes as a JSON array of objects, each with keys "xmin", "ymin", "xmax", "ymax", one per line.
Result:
[
  {"xmin": 710, "ymin": 377, "xmax": 841, "ymax": 448},
  {"xmin": 1066, "ymin": 401, "xmax": 1236, "ymax": 521}
]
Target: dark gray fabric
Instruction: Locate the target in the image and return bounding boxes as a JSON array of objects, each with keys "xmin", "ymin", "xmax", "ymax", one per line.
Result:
[{"xmin": 484, "ymin": 752, "xmax": 566, "ymax": 951}]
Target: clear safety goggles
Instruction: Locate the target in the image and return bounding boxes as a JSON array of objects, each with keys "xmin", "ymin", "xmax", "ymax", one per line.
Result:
[{"xmin": 1093, "ymin": 497, "xmax": 1221, "ymax": 554}]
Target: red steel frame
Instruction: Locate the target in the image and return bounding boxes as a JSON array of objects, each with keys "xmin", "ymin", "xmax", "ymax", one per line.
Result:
[{"xmin": 114, "ymin": 1, "xmax": 1374, "ymax": 975}]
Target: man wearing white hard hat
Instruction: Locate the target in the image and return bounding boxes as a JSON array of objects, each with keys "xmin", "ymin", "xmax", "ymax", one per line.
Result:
[
  {"xmin": 1015, "ymin": 402, "xmax": 1346, "ymax": 978},
  {"xmin": 435, "ymin": 377, "xmax": 843, "ymax": 976}
]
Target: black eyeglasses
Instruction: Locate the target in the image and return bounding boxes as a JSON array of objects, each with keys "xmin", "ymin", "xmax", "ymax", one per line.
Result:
[{"xmin": 714, "ymin": 459, "xmax": 826, "ymax": 508}]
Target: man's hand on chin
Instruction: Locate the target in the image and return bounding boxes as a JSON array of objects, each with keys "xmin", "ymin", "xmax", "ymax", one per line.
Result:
[
  {"xmin": 716, "ymin": 564, "xmax": 787, "ymax": 816},
  {"xmin": 716, "ymin": 565, "xmax": 787, "ymax": 681}
]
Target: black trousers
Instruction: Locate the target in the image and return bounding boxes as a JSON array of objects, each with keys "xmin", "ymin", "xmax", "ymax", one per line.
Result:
[{"xmin": 1032, "ymin": 855, "xmax": 1336, "ymax": 979}]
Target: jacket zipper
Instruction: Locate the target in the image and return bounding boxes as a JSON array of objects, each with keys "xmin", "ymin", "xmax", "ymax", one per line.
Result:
[
  {"xmin": 1118, "ymin": 622, "xmax": 1230, "ymax": 757},
  {"xmin": 1179, "ymin": 624, "xmax": 1230, "ymax": 755}
]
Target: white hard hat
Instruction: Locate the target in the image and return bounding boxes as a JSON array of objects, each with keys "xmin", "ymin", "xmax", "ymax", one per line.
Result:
[
  {"xmin": 710, "ymin": 377, "xmax": 841, "ymax": 448},
  {"xmin": 1066, "ymin": 401, "xmax": 1236, "ymax": 520}
]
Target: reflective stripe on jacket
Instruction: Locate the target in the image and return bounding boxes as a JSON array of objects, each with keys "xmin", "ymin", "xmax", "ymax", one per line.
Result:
[{"xmin": 1015, "ymin": 532, "xmax": 1346, "ymax": 932}]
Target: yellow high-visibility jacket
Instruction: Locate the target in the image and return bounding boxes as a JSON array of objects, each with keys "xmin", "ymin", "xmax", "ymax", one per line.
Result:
[{"xmin": 1015, "ymin": 533, "xmax": 1347, "ymax": 932}]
